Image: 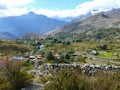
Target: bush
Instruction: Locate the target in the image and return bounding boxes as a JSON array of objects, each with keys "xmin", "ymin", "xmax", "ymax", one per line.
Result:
[
  {"xmin": 44, "ymin": 69, "xmax": 120, "ymax": 90},
  {"xmin": 0, "ymin": 78, "xmax": 11, "ymax": 90},
  {"xmin": 0, "ymin": 60, "xmax": 33, "ymax": 90},
  {"xmin": 78, "ymin": 56, "xmax": 86, "ymax": 63},
  {"xmin": 97, "ymin": 44, "xmax": 107, "ymax": 50},
  {"xmin": 44, "ymin": 69, "xmax": 85, "ymax": 90}
]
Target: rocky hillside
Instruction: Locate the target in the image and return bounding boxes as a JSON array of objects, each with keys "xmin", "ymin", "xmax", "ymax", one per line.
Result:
[{"xmin": 47, "ymin": 9, "xmax": 120, "ymax": 35}]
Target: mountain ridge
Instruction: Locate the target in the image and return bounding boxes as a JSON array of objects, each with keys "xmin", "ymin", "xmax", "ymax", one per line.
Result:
[
  {"xmin": 0, "ymin": 12, "xmax": 67, "ymax": 37},
  {"xmin": 46, "ymin": 8, "xmax": 120, "ymax": 35},
  {"xmin": 0, "ymin": 32, "xmax": 18, "ymax": 40}
]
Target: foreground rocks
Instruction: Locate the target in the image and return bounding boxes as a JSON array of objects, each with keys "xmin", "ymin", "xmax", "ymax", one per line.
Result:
[
  {"xmin": 21, "ymin": 83, "xmax": 44, "ymax": 90},
  {"xmin": 27, "ymin": 63, "xmax": 120, "ymax": 90},
  {"xmin": 29, "ymin": 63, "xmax": 120, "ymax": 77}
]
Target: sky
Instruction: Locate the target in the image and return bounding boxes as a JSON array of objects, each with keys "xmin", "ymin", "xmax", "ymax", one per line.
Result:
[{"xmin": 0, "ymin": 0, "xmax": 120, "ymax": 18}]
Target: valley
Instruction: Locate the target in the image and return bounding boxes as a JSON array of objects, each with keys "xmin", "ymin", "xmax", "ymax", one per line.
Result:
[
  {"xmin": 0, "ymin": 36, "xmax": 120, "ymax": 89},
  {"xmin": 0, "ymin": 8, "xmax": 120, "ymax": 90}
]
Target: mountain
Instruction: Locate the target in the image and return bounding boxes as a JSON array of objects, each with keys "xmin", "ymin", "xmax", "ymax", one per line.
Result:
[
  {"xmin": 22, "ymin": 33, "xmax": 46, "ymax": 40},
  {"xmin": 53, "ymin": 17, "xmax": 74, "ymax": 22},
  {"xmin": 79, "ymin": 28, "xmax": 120, "ymax": 41},
  {"xmin": 70, "ymin": 11, "xmax": 92, "ymax": 23},
  {"xmin": 53, "ymin": 11, "xmax": 92, "ymax": 22},
  {"xmin": 0, "ymin": 12, "xmax": 67, "ymax": 37},
  {"xmin": 57, "ymin": 28, "xmax": 120, "ymax": 41},
  {"xmin": 47, "ymin": 9, "xmax": 120, "ymax": 35},
  {"xmin": 0, "ymin": 32, "xmax": 18, "ymax": 40}
]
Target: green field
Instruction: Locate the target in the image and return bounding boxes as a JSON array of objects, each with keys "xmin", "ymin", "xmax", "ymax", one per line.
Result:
[{"xmin": 97, "ymin": 51, "xmax": 113, "ymax": 59}]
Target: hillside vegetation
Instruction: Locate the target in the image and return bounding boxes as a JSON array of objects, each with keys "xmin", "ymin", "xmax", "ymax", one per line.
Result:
[
  {"xmin": 0, "ymin": 40, "xmax": 31, "ymax": 55},
  {"xmin": 55, "ymin": 28, "xmax": 120, "ymax": 41}
]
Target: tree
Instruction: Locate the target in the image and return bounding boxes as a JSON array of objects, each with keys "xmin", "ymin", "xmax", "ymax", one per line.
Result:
[
  {"xmin": 45, "ymin": 51, "xmax": 54, "ymax": 61},
  {"xmin": 63, "ymin": 41, "xmax": 71, "ymax": 45},
  {"xmin": 97, "ymin": 44, "xmax": 107, "ymax": 50},
  {"xmin": 59, "ymin": 54, "xmax": 65, "ymax": 63},
  {"xmin": 64, "ymin": 53, "xmax": 70, "ymax": 60}
]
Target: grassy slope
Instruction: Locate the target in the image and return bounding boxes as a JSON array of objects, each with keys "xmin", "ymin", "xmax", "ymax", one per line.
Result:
[{"xmin": 45, "ymin": 40, "xmax": 120, "ymax": 65}]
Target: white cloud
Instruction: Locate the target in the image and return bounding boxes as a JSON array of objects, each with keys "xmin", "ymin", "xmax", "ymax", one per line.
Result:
[
  {"xmin": 31, "ymin": 8, "xmax": 79, "ymax": 18},
  {"xmin": 32, "ymin": 0, "xmax": 120, "ymax": 18},
  {"xmin": 77, "ymin": 0, "xmax": 120, "ymax": 14},
  {"xmin": 0, "ymin": 7, "xmax": 29, "ymax": 17},
  {"xmin": 0, "ymin": 0, "xmax": 33, "ymax": 8},
  {"xmin": 0, "ymin": 0, "xmax": 120, "ymax": 17},
  {"xmin": 0, "ymin": 0, "xmax": 33, "ymax": 17}
]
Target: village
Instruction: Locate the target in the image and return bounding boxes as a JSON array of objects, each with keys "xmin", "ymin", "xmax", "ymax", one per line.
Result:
[{"xmin": 0, "ymin": 39, "xmax": 120, "ymax": 90}]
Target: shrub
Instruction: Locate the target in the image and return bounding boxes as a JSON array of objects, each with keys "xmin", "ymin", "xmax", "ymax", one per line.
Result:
[
  {"xmin": 44, "ymin": 69, "xmax": 85, "ymax": 90},
  {"xmin": 0, "ymin": 60, "xmax": 33, "ymax": 90},
  {"xmin": 97, "ymin": 44, "xmax": 107, "ymax": 50},
  {"xmin": 44, "ymin": 69, "xmax": 120, "ymax": 90}
]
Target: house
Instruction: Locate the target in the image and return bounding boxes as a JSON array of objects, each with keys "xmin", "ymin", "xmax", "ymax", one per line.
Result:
[
  {"xmin": 29, "ymin": 55, "xmax": 35, "ymax": 59},
  {"xmin": 87, "ymin": 50, "xmax": 98, "ymax": 55},
  {"xmin": 12, "ymin": 56, "xmax": 24, "ymax": 60},
  {"xmin": 37, "ymin": 56, "xmax": 45, "ymax": 61},
  {"xmin": 34, "ymin": 57, "xmax": 45, "ymax": 67},
  {"xmin": 55, "ymin": 54, "xmax": 60, "ymax": 59},
  {"xmin": 40, "ymin": 45, "xmax": 45, "ymax": 51}
]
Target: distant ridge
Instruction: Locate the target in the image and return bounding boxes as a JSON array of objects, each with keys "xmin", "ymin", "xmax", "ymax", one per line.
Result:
[
  {"xmin": 0, "ymin": 32, "xmax": 18, "ymax": 40},
  {"xmin": 0, "ymin": 11, "xmax": 67, "ymax": 37}
]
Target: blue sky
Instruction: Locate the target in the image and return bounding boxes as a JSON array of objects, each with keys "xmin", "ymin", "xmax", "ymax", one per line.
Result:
[
  {"xmin": 27, "ymin": 0, "xmax": 92, "ymax": 10},
  {"xmin": 0, "ymin": 0, "xmax": 120, "ymax": 18}
]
